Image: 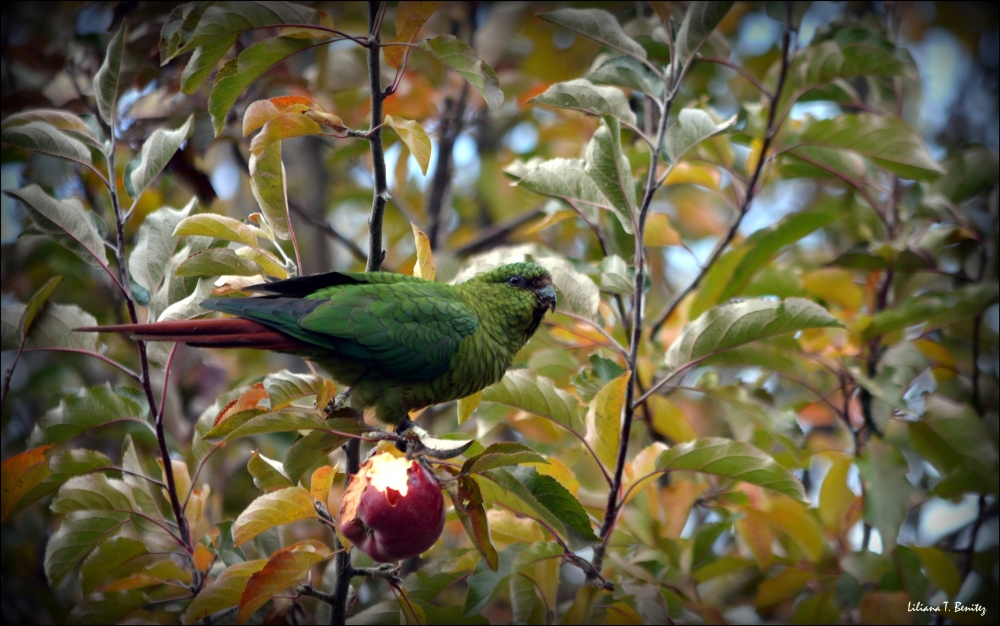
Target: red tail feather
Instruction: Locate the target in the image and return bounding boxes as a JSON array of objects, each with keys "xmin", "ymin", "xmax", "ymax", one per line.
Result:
[{"xmin": 76, "ymin": 319, "xmax": 311, "ymax": 351}]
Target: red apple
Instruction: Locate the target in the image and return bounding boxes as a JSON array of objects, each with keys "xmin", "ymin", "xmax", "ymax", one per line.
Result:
[{"xmin": 339, "ymin": 453, "xmax": 445, "ymax": 563}]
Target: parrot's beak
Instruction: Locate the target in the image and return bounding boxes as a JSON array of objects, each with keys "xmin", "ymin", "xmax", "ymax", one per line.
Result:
[{"xmin": 536, "ymin": 284, "xmax": 557, "ymax": 313}]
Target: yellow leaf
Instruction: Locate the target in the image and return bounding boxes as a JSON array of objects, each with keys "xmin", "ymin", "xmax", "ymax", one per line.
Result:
[
  {"xmin": 235, "ymin": 246, "xmax": 288, "ymax": 279},
  {"xmin": 658, "ymin": 480, "xmax": 706, "ymax": 539},
  {"xmin": 859, "ymin": 592, "xmax": 912, "ymax": 625},
  {"xmin": 242, "ymin": 96, "xmax": 313, "ymax": 136},
  {"xmin": 249, "ymin": 112, "xmax": 322, "ymax": 155},
  {"xmin": 310, "ymin": 466, "xmax": 336, "ymax": 505},
  {"xmin": 385, "ymin": 2, "xmax": 443, "ymax": 69},
  {"xmin": 529, "ymin": 457, "xmax": 580, "ymax": 496},
  {"xmin": 737, "ymin": 510, "xmax": 775, "ymax": 570},
  {"xmin": 607, "ymin": 602, "xmax": 644, "ymax": 625},
  {"xmin": 525, "ymin": 210, "xmax": 575, "ymax": 235},
  {"xmin": 410, "ymin": 222, "xmax": 436, "ymax": 280},
  {"xmin": 387, "ymin": 116, "xmax": 432, "ymax": 175},
  {"xmin": 486, "ymin": 509, "xmax": 543, "ymax": 546},
  {"xmin": 304, "ymin": 108, "xmax": 346, "ymax": 132},
  {"xmin": 233, "ymin": 487, "xmax": 318, "ymax": 546},
  {"xmin": 457, "ymin": 391, "xmax": 482, "ymax": 424},
  {"xmin": 912, "ymin": 546, "xmax": 961, "ymax": 598},
  {"xmin": 819, "ymin": 453, "xmax": 855, "ymax": 533},
  {"xmin": 648, "ymin": 395, "xmax": 697, "ymax": 443},
  {"xmin": 802, "ymin": 268, "xmax": 863, "ymax": 311},
  {"xmin": 622, "ymin": 442, "xmax": 668, "ymax": 504},
  {"xmin": 157, "ymin": 458, "xmax": 192, "ymax": 513},
  {"xmin": 643, "ymin": 213, "xmax": 683, "ymax": 246},
  {"xmin": 755, "ymin": 568, "xmax": 815, "ymax": 609},
  {"xmin": 664, "ymin": 162, "xmax": 722, "ymax": 190},
  {"xmin": 238, "ymin": 540, "xmax": 331, "ymax": 624},
  {"xmin": 758, "ymin": 496, "xmax": 825, "ymax": 563},
  {"xmin": 585, "ymin": 372, "xmax": 629, "ymax": 471},
  {"xmin": 184, "ymin": 560, "xmax": 267, "ymax": 624},
  {"xmin": 0, "ymin": 445, "xmax": 52, "ymax": 523},
  {"xmin": 746, "ymin": 138, "xmax": 764, "ymax": 176}
]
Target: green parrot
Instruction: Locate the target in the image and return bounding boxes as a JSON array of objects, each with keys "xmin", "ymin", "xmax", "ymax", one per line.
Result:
[{"xmin": 85, "ymin": 262, "xmax": 556, "ymax": 430}]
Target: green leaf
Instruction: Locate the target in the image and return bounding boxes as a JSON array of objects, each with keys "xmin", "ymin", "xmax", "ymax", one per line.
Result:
[
  {"xmin": 232, "ymin": 487, "xmax": 317, "ymax": 546},
  {"xmin": 5, "ymin": 185, "xmax": 108, "ymax": 269},
  {"xmin": 585, "ymin": 373, "xmax": 628, "ymax": 471},
  {"xmin": 793, "ymin": 590, "xmax": 840, "ymax": 625},
  {"xmin": 94, "ymin": 20, "xmax": 127, "ymax": 125},
  {"xmin": 588, "ymin": 55, "xmax": 664, "ymax": 98},
  {"xmin": 673, "ymin": 2, "xmax": 735, "ymax": 68},
  {"xmin": 863, "ymin": 282, "xmax": 999, "ymax": 340},
  {"xmin": 419, "ymin": 35, "xmax": 503, "ymax": 110},
  {"xmin": 283, "ymin": 431, "xmax": 349, "ymax": 483},
  {"xmin": 463, "ymin": 544, "xmax": 526, "ymax": 616},
  {"xmin": 162, "ymin": 1, "xmax": 321, "ymax": 62},
  {"xmin": 1, "ymin": 301, "xmax": 97, "ymax": 353},
  {"xmin": 691, "ymin": 208, "xmax": 841, "ymax": 317},
  {"xmin": 1, "ymin": 109, "xmax": 102, "ymax": 148},
  {"xmin": 13, "ymin": 449, "xmax": 113, "ymax": 516},
  {"xmin": 181, "ymin": 34, "xmax": 239, "ymax": 94},
  {"xmin": 21, "ymin": 276, "xmax": 63, "ymax": 337},
  {"xmin": 174, "ymin": 247, "xmax": 264, "ymax": 278},
  {"xmin": 477, "ymin": 466, "xmax": 599, "ymax": 549},
  {"xmin": 1, "ymin": 121, "xmax": 98, "ymax": 172},
  {"xmin": 173, "ymin": 213, "xmax": 259, "ymax": 246},
  {"xmin": 79, "ymin": 536, "xmax": 147, "ymax": 595},
  {"xmin": 792, "ymin": 114, "xmax": 944, "ymax": 180},
  {"xmin": 777, "ymin": 38, "xmax": 907, "ymax": 120},
  {"xmin": 124, "ymin": 116, "xmax": 194, "ymax": 199},
  {"xmin": 782, "ymin": 146, "xmax": 867, "ymax": 182},
  {"xmin": 597, "ymin": 255, "xmax": 634, "ymax": 294},
  {"xmin": 248, "ymin": 142, "xmax": 292, "ymax": 240},
  {"xmin": 216, "ymin": 412, "xmax": 335, "ymax": 441},
  {"xmin": 655, "ymin": 438, "xmax": 807, "ymax": 502},
  {"xmin": 538, "ymin": 8, "xmax": 647, "ymax": 60},
  {"xmin": 209, "ymin": 36, "xmax": 317, "ymax": 136},
  {"xmin": 247, "ymin": 451, "xmax": 293, "ymax": 492},
  {"xmin": 51, "ymin": 474, "xmax": 133, "ymax": 514},
  {"xmin": 128, "ymin": 198, "xmax": 196, "ymax": 294},
  {"xmin": 384, "ymin": 115, "xmax": 432, "ymax": 175},
  {"xmin": 481, "ymin": 369, "xmax": 585, "ymax": 435},
  {"xmin": 67, "ymin": 590, "xmax": 150, "ymax": 625},
  {"xmin": 512, "ymin": 158, "xmax": 608, "ymax": 219},
  {"xmin": 585, "ymin": 119, "xmax": 636, "ymax": 234},
  {"xmin": 531, "ymin": 79, "xmax": 637, "ymax": 127},
  {"xmin": 215, "ymin": 520, "xmax": 247, "ymax": 568},
  {"xmin": 185, "ymin": 560, "xmax": 267, "ymax": 624},
  {"xmin": 263, "ymin": 371, "xmax": 325, "ymax": 409},
  {"xmin": 461, "ymin": 442, "xmax": 548, "ymax": 475},
  {"xmin": 30, "ymin": 384, "xmax": 149, "ymax": 447},
  {"xmin": 45, "ymin": 510, "xmax": 129, "ymax": 585},
  {"xmin": 663, "ymin": 108, "xmax": 735, "ymax": 164},
  {"xmin": 857, "ymin": 442, "xmax": 912, "ymax": 552},
  {"xmin": 931, "ymin": 146, "xmax": 999, "ymax": 203},
  {"xmin": 666, "ymin": 298, "xmax": 841, "ymax": 371},
  {"xmin": 908, "ymin": 395, "xmax": 999, "ymax": 496},
  {"xmin": 449, "ymin": 476, "xmax": 499, "ymax": 572}
]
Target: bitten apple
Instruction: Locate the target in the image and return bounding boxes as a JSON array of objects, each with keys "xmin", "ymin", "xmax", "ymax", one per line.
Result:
[{"xmin": 339, "ymin": 453, "xmax": 445, "ymax": 562}]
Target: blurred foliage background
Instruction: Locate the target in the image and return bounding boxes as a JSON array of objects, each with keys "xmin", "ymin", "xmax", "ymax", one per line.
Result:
[{"xmin": 1, "ymin": 1, "xmax": 998, "ymax": 624}]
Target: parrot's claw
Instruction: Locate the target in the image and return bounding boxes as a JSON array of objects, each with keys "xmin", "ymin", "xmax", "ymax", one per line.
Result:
[{"xmin": 324, "ymin": 386, "xmax": 352, "ymax": 416}]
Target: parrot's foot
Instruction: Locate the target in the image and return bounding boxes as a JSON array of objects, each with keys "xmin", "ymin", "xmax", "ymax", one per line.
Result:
[
  {"xmin": 393, "ymin": 418, "xmax": 417, "ymax": 452},
  {"xmin": 324, "ymin": 386, "xmax": 352, "ymax": 417}
]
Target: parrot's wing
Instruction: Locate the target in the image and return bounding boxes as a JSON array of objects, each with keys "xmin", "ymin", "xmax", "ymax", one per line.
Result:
[
  {"xmin": 243, "ymin": 270, "xmax": 426, "ymax": 297},
  {"xmin": 203, "ymin": 283, "xmax": 478, "ymax": 381}
]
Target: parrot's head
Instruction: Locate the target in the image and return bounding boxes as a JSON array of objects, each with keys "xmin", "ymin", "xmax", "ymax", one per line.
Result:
[{"xmin": 467, "ymin": 262, "xmax": 556, "ymax": 340}]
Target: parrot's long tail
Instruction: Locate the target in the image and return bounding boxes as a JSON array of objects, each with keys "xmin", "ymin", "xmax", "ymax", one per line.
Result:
[{"xmin": 76, "ymin": 318, "xmax": 310, "ymax": 351}]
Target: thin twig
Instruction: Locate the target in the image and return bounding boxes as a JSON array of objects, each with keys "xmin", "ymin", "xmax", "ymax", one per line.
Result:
[
  {"xmin": 453, "ymin": 207, "xmax": 544, "ymax": 256},
  {"xmin": 650, "ymin": 10, "xmax": 795, "ymax": 337},
  {"xmin": 288, "ymin": 201, "xmax": 368, "ymax": 263}
]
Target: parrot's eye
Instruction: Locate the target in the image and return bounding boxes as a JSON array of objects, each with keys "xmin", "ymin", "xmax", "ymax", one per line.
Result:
[{"xmin": 507, "ymin": 275, "xmax": 523, "ymax": 287}]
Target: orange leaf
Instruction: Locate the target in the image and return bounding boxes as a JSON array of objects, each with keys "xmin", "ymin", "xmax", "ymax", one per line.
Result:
[
  {"xmin": 644, "ymin": 213, "xmax": 682, "ymax": 247},
  {"xmin": 385, "ymin": 2, "xmax": 443, "ymax": 69},
  {"xmin": 1, "ymin": 445, "xmax": 52, "ymax": 523},
  {"xmin": 658, "ymin": 480, "xmax": 706, "ymax": 539},
  {"xmin": 310, "ymin": 466, "xmax": 335, "ymax": 505},
  {"xmin": 243, "ymin": 96, "xmax": 313, "ymax": 136},
  {"xmin": 215, "ymin": 383, "xmax": 269, "ymax": 427},
  {"xmin": 194, "ymin": 543, "xmax": 214, "ymax": 572},
  {"xmin": 238, "ymin": 540, "xmax": 331, "ymax": 624}
]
